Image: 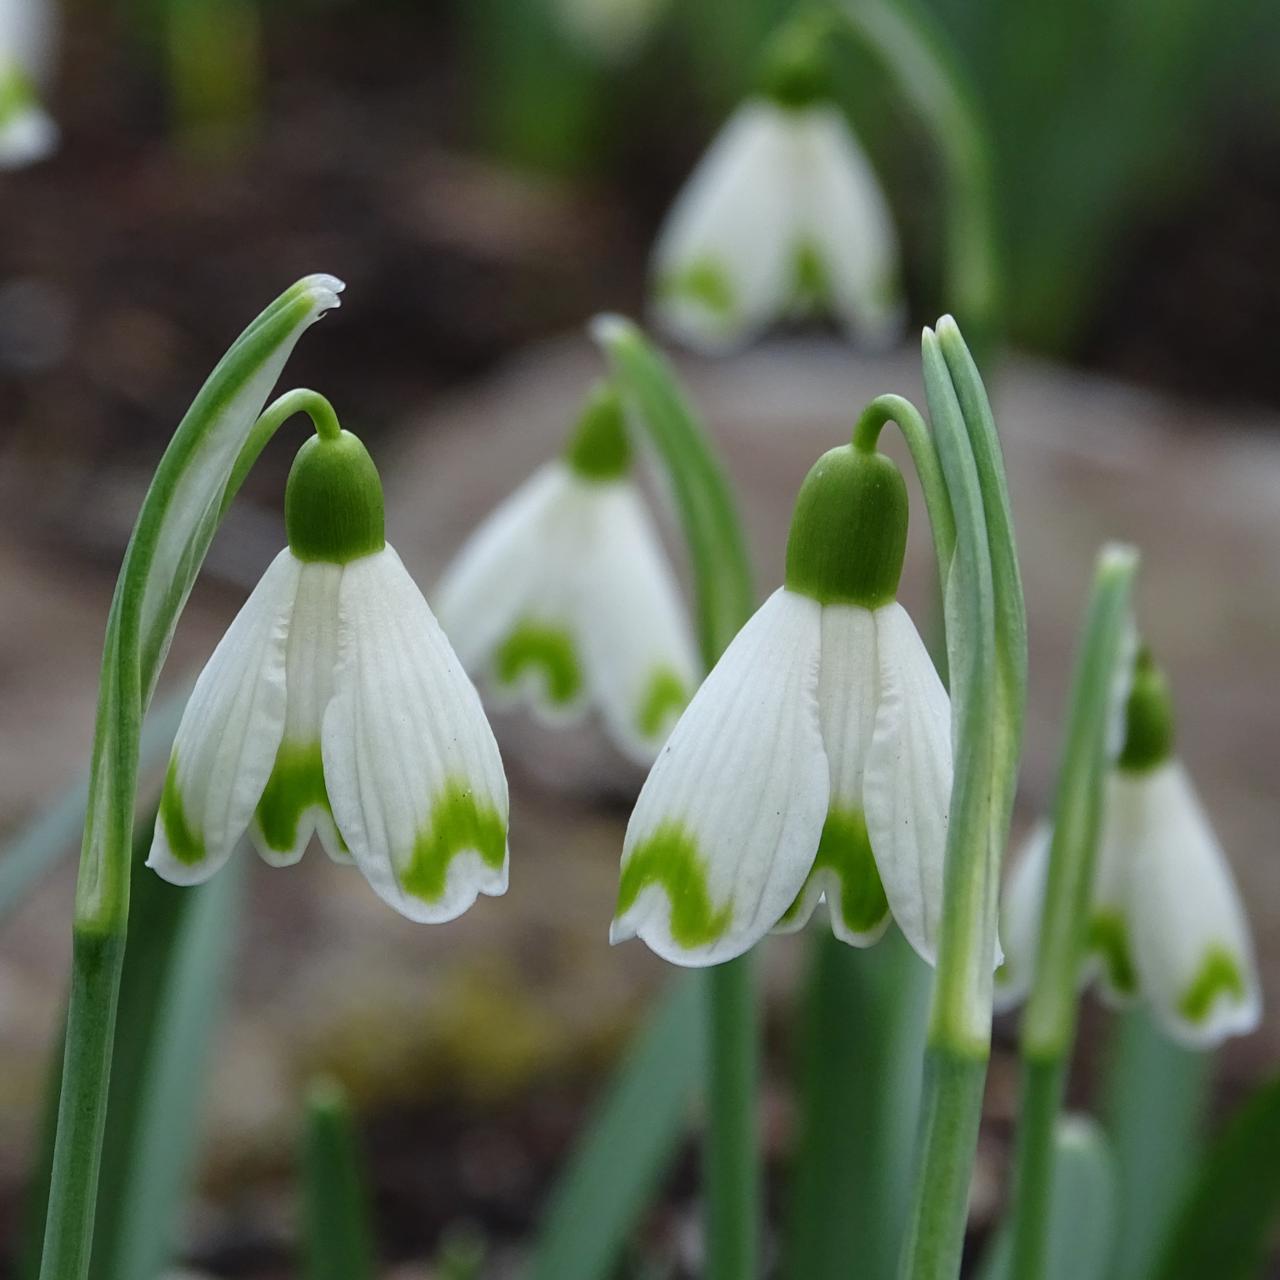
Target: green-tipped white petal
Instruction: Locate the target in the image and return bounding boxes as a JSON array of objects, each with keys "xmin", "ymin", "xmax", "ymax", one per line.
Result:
[
  {"xmin": 797, "ymin": 107, "xmax": 903, "ymax": 349},
  {"xmin": 323, "ymin": 545, "xmax": 509, "ymax": 923},
  {"xmin": 613, "ymin": 588, "xmax": 829, "ymax": 966},
  {"xmin": 651, "ymin": 100, "xmax": 798, "ymax": 353},
  {"xmin": 579, "ymin": 479, "xmax": 699, "ymax": 763},
  {"xmin": 863, "ymin": 602, "xmax": 953, "ymax": 966},
  {"xmin": 148, "ymin": 550, "xmax": 297, "ymax": 885},
  {"xmin": 1125, "ymin": 762, "xmax": 1260, "ymax": 1048},
  {"xmin": 993, "ymin": 823, "xmax": 1050, "ymax": 1012},
  {"xmin": 249, "ymin": 560, "xmax": 348, "ymax": 866}
]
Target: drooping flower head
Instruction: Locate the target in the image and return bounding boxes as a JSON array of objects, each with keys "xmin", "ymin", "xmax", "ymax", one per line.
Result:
[
  {"xmin": 997, "ymin": 649, "xmax": 1260, "ymax": 1047},
  {"xmin": 613, "ymin": 431, "xmax": 952, "ymax": 967},
  {"xmin": 434, "ymin": 381, "xmax": 700, "ymax": 765},
  {"xmin": 650, "ymin": 26, "xmax": 903, "ymax": 354},
  {"xmin": 149, "ymin": 406, "xmax": 509, "ymax": 923}
]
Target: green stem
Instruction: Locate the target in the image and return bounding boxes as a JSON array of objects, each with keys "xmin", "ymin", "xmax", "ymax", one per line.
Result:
[
  {"xmin": 1009, "ymin": 545, "xmax": 1138, "ymax": 1280},
  {"xmin": 706, "ymin": 958, "xmax": 760, "ymax": 1280},
  {"xmin": 302, "ymin": 1079, "xmax": 375, "ymax": 1280}
]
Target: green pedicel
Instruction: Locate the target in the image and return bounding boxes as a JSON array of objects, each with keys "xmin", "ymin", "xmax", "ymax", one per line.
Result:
[
  {"xmin": 636, "ymin": 668, "xmax": 689, "ymax": 740},
  {"xmin": 255, "ymin": 741, "xmax": 344, "ymax": 855},
  {"xmin": 285, "ymin": 428, "xmax": 386, "ymax": 564},
  {"xmin": 1088, "ymin": 909, "xmax": 1138, "ymax": 997},
  {"xmin": 496, "ymin": 621, "xmax": 583, "ymax": 706},
  {"xmin": 779, "ymin": 809, "xmax": 889, "ymax": 936},
  {"xmin": 1179, "ymin": 946, "xmax": 1248, "ymax": 1026},
  {"xmin": 160, "ymin": 756, "xmax": 205, "ymax": 867},
  {"xmin": 616, "ymin": 823, "xmax": 732, "ymax": 949},
  {"xmin": 401, "ymin": 781, "xmax": 507, "ymax": 902}
]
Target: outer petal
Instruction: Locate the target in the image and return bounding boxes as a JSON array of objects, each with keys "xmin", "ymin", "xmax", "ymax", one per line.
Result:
[
  {"xmin": 993, "ymin": 824, "xmax": 1050, "ymax": 1012},
  {"xmin": 577, "ymin": 479, "xmax": 700, "ymax": 763},
  {"xmin": 650, "ymin": 100, "xmax": 800, "ymax": 352},
  {"xmin": 323, "ymin": 545, "xmax": 509, "ymax": 923},
  {"xmin": 249, "ymin": 561, "xmax": 347, "ymax": 866},
  {"xmin": 863, "ymin": 602, "xmax": 952, "ymax": 966},
  {"xmin": 613, "ymin": 588, "xmax": 829, "ymax": 966},
  {"xmin": 1126, "ymin": 762, "xmax": 1261, "ymax": 1048},
  {"xmin": 796, "ymin": 106, "xmax": 903, "ymax": 348},
  {"xmin": 148, "ymin": 549, "xmax": 297, "ymax": 885}
]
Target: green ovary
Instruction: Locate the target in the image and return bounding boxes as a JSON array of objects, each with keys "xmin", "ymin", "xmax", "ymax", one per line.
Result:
[
  {"xmin": 160, "ymin": 756, "xmax": 205, "ymax": 867},
  {"xmin": 615, "ymin": 822, "xmax": 732, "ymax": 949},
  {"xmin": 495, "ymin": 622, "xmax": 582, "ymax": 707},
  {"xmin": 401, "ymin": 781, "xmax": 507, "ymax": 902},
  {"xmin": 255, "ymin": 741, "xmax": 342, "ymax": 854},
  {"xmin": 784, "ymin": 808, "xmax": 888, "ymax": 936},
  {"xmin": 1178, "ymin": 946, "xmax": 1247, "ymax": 1025},
  {"xmin": 1088, "ymin": 910, "xmax": 1138, "ymax": 996},
  {"xmin": 658, "ymin": 258, "xmax": 736, "ymax": 321},
  {"xmin": 635, "ymin": 667, "xmax": 690, "ymax": 739}
]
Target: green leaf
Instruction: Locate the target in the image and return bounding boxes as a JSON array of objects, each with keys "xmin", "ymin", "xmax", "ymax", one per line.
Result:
[
  {"xmin": 1151, "ymin": 1072, "xmax": 1280, "ymax": 1280},
  {"xmin": 529, "ymin": 976, "xmax": 706, "ymax": 1280},
  {"xmin": 302, "ymin": 1078, "xmax": 376, "ymax": 1280},
  {"xmin": 978, "ymin": 1115, "xmax": 1118, "ymax": 1280}
]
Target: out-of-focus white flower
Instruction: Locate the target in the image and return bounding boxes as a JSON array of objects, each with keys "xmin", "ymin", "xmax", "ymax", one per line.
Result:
[
  {"xmin": 651, "ymin": 96, "xmax": 903, "ymax": 354},
  {"xmin": 0, "ymin": 0, "xmax": 57, "ymax": 86},
  {"xmin": 434, "ymin": 384, "xmax": 700, "ymax": 765},
  {"xmin": 613, "ymin": 441, "xmax": 953, "ymax": 967},
  {"xmin": 996, "ymin": 652, "xmax": 1260, "ymax": 1048},
  {"xmin": 0, "ymin": 58, "xmax": 56, "ymax": 169},
  {"xmin": 149, "ymin": 424, "xmax": 509, "ymax": 924},
  {"xmin": 552, "ymin": 0, "xmax": 667, "ymax": 63}
]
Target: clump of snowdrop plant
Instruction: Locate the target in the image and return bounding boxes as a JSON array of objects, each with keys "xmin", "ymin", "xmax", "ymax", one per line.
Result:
[
  {"xmin": 435, "ymin": 381, "xmax": 700, "ymax": 765},
  {"xmin": 150, "ymin": 398, "xmax": 509, "ymax": 923},
  {"xmin": 612, "ymin": 429, "xmax": 951, "ymax": 966},
  {"xmin": 998, "ymin": 648, "xmax": 1260, "ymax": 1047},
  {"xmin": 650, "ymin": 26, "xmax": 903, "ymax": 353}
]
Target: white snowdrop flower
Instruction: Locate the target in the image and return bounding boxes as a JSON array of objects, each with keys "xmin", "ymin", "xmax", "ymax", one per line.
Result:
[
  {"xmin": 553, "ymin": 0, "xmax": 667, "ymax": 63},
  {"xmin": 434, "ymin": 383, "xmax": 700, "ymax": 765},
  {"xmin": 995, "ymin": 651, "xmax": 1260, "ymax": 1047},
  {"xmin": 149, "ymin": 415, "xmax": 509, "ymax": 924},
  {"xmin": 650, "ymin": 72, "xmax": 903, "ymax": 354},
  {"xmin": 613, "ymin": 439, "xmax": 951, "ymax": 967},
  {"xmin": 0, "ymin": 57, "xmax": 56, "ymax": 169}
]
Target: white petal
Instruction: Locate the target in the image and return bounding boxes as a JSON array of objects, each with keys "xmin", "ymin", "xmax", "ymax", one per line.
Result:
[
  {"xmin": 863, "ymin": 603, "xmax": 952, "ymax": 966},
  {"xmin": 993, "ymin": 824, "xmax": 1050, "ymax": 1012},
  {"xmin": 650, "ymin": 100, "xmax": 800, "ymax": 352},
  {"xmin": 577, "ymin": 478, "xmax": 700, "ymax": 763},
  {"xmin": 148, "ymin": 550, "xmax": 297, "ymax": 885},
  {"xmin": 614, "ymin": 588, "xmax": 828, "ymax": 965},
  {"xmin": 323, "ymin": 545, "xmax": 509, "ymax": 923},
  {"xmin": 795, "ymin": 106, "xmax": 903, "ymax": 348},
  {"xmin": 1126, "ymin": 762, "xmax": 1261, "ymax": 1048},
  {"xmin": 248, "ymin": 562, "xmax": 348, "ymax": 866}
]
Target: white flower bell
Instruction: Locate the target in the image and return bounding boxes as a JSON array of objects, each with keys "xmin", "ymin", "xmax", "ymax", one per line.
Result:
[
  {"xmin": 613, "ymin": 439, "xmax": 951, "ymax": 967},
  {"xmin": 996, "ymin": 651, "xmax": 1260, "ymax": 1048},
  {"xmin": 650, "ymin": 44, "xmax": 903, "ymax": 355},
  {"xmin": 434, "ymin": 383, "xmax": 700, "ymax": 765},
  {"xmin": 149, "ymin": 414, "xmax": 509, "ymax": 924}
]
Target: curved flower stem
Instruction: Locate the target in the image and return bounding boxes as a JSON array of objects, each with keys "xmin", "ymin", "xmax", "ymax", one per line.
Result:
[
  {"xmin": 38, "ymin": 277, "xmax": 342, "ymax": 1280},
  {"xmin": 1008, "ymin": 545, "xmax": 1138, "ymax": 1280}
]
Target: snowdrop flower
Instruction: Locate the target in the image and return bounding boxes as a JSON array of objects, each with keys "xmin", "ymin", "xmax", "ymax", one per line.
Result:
[
  {"xmin": 613, "ymin": 436, "xmax": 951, "ymax": 967},
  {"xmin": 435, "ymin": 383, "xmax": 699, "ymax": 765},
  {"xmin": 0, "ymin": 57, "xmax": 56, "ymax": 169},
  {"xmin": 553, "ymin": 0, "xmax": 668, "ymax": 63},
  {"xmin": 650, "ymin": 39, "xmax": 902, "ymax": 355},
  {"xmin": 149, "ymin": 410, "xmax": 509, "ymax": 923},
  {"xmin": 996, "ymin": 651, "xmax": 1260, "ymax": 1047}
]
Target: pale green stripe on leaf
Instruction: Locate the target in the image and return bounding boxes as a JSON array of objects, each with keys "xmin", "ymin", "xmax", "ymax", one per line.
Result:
[
  {"xmin": 616, "ymin": 822, "xmax": 731, "ymax": 949},
  {"xmin": 635, "ymin": 667, "xmax": 689, "ymax": 739},
  {"xmin": 401, "ymin": 781, "xmax": 506, "ymax": 903},
  {"xmin": 1178, "ymin": 946, "xmax": 1247, "ymax": 1025},
  {"xmin": 255, "ymin": 741, "xmax": 342, "ymax": 854},
  {"xmin": 159, "ymin": 757, "xmax": 204, "ymax": 867},
  {"xmin": 495, "ymin": 621, "xmax": 582, "ymax": 706}
]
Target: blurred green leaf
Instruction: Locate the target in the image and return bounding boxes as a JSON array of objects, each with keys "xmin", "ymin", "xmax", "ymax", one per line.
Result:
[
  {"xmin": 302, "ymin": 1078, "xmax": 376, "ymax": 1280},
  {"xmin": 529, "ymin": 976, "xmax": 705, "ymax": 1280},
  {"xmin": 1151, "ymin": 1072, "xmax": 1280, "ymax": 1280},
  {"xmin": 978, "ymin": 1115, "xmax": 1118, "ymax": 1280},
  {"xmin": 1102, "ymin": 1006, "xmax": 1211, "ymax": 1280}
]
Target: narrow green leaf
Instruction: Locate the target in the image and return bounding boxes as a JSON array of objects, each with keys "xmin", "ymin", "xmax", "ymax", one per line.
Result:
[
  {"xmin": 529, "ymin": 976, "xmax": 706, "ymax": 1280},
  {"xmin": 978, "ymin": 1116, "xmax": 1118, "ymax": 1280},
  {"xmin": 1151, "ymin": 1073, "xmax": 1280, "ymax": 1280},
  {"xmin": 302, "ymin": 1078, "xmax": 376, "ymax": 1280}
]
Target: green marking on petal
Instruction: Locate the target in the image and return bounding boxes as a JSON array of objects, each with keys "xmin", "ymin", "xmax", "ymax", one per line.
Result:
[
  {"xmin": 160, "ymin": 755, "xmax": 205, "ymax": 867},
  {"xmin": 495, "ymin": 621, "xmax": 583, "ymax": 707},
  {"xmin": 1178, "ymin": 945, "xmax": 1247, "ymax": 1025},
  {"xmin": 812, "ymin": 808, "xmax": 889, "ymax": 937},
  {"xmin": 792, "ymin": 238, "xmax": 833, "ymax": 312},
  {"xmin": 656, "ymin": 258, "xmax": 736, "ymax": 321},
  {"xmin": 635, "ymin": 667, "xmax": 690, "ymax": 740},
  {"xmin": 401, "ymin": 780, "xmax": 507, "ymax": 902},
  {"xmin": 255, "ymin": 741, "xmax": 343, "ymax": 854},
  {"xmin": 0, "ymin": 63, "xmax": 38, "ymax": 126},
  {"xmin": 616, "ymin": 822, "xmax": 732, "ymax": 949},
  {"xmin": 1088, "ymin": 910, "xmax": 1138, "ymax": 996}
]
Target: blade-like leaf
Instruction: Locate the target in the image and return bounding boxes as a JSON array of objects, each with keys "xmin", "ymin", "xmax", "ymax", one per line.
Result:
[{"xmin": 302, "ymin": 1078, "xmax": 376, "ymax": 1280}]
